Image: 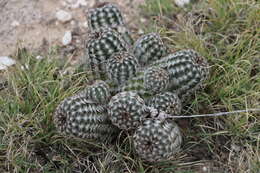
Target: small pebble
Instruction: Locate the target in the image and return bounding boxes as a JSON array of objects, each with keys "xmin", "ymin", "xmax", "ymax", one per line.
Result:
[
  {"xmin": 56, "ymin": 10, "xmax": 72, "ymax": 23},
  {"xmin": 11, "ymin": 20, "xmax": 20, "ymax": 27},
  {"xmin": 202, "ymin": 166, "xmax": 208, "ymax": 172},
  {"xmin": 62, "ymin": 31, "xmax": 72, "ymax": 45},
  {"xmin": 0, "ymin": 56, "xmax": 16, "ymax": 70},
  {"xmin": 73, "ymin": 0, "xmax": 87, "ymax": 8},
  {"xmin": 231, "ymin": 144, "xmax": 241, "ymax": 152},
  {"xmin": 138, "ymin": 29, "xmax": 144, "ymax": 34},
  {"xmin": 140, "ymin": 18, "xmax": 146, "ymax": 23},
  {"xmin": 70, "ymin": 20, "xmax": 76, "ymax": 26},
  {"xmin": 61, "ymin": 1, "xmax": 68, "ymax": 7},
  {"xmin": 21, "ymin": 64, "xmax": 29, "ymax": 71},
  {"xmin": 174, "ymin": 0, "xmax": 190, "ymax": 7},
  {"xmin": 65, "ymin": 0, "xmax": 87, "ymax": 9},
  {"xmin": 82, "ymin": 21, "xmax": 88, "ymax": 28},
  {"xmin": 36, "ymin": 55, "xmax": 44, "ymax": 60}
]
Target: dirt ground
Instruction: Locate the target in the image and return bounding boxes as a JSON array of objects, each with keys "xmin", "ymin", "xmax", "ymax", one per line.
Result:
[{"xmin": 0, "ymin": 0, "xmax": 145, "ymax": 60}]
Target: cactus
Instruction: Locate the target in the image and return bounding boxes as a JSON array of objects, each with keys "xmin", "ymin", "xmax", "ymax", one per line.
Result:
[
  {"xmin": 133, "ymin": 33, "xmax": 168, "ymax": 66},
  {"xmin": 54, "ymin": 93, "xmax": 119, "ymax": 142},
  {"xmin": 144, "ymin": 66, "xmax": 170, "ymax": 94},
  {"xmin": 106, "ymin": 51, "xmax": 139, "ymax": 86},
  {"xmin": 87, "ymin": 3, "xmax": 133, "ymax": 44},
  {"xmin": 150, "ymin": 49, "xmax": 209, "ymax": 97},
  {"xmin": 147, "ymin": 92, "xmax": 182, "ymax": 115},
  {"xmin": 85, "ymin": 29, "xmax": 129, "ymax": 79},
  {"xmin": 82, "ymin": 80, "xmax": 111, "ymax": 104},
  {"xmin": 120, "ymin": 71, "xmax": 150, "ymax": 99},
  {"xmin": 121, "ymin": 67, "xmax": 170, "ymax": 99},
  {"xmin": 107, "ymin": 91, "xmax": 148, "ymax": 130},
  {"xmin": 133, "ymin": 119, "xmax": 182, "ymax": 162}
]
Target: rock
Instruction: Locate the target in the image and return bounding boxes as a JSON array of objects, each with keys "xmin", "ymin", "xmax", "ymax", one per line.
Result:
[
  {"xmin": 231, "ymin": 144, "xmax": 241, "ymax": 152},
  {"xmin": 62, "ymin": 31, "xmax": 72, "ymax": 45},
  {"xmin": 81, "ymin": 21, "xmax": 88, "ymax": 28},
  {"xmin": 65, "ymin": 0, "xmax": 87, "ymax": 9},
  {"xmin": 56, "ymin": 10, "xmax": 72, "ymax": 23},
  {"xmin": 11, "ymin": 20, "xmax": 20, "ymax": 27},
  {"xmin": 0, "ymin": 56, "xmax": 16, "ymax": 70},
  {"xmin": 73, "ymin": 0, "xmax": 87, "ymax": 8},
  {"xmin": 140, "ymin": 18, "xmax": 146, "ymax": 23},
  {"xmin": 70, "ymin": 20, "xmax": 76, "ymax": 26},
  {"xmin": 174, "ymin": 0, "xmax": 190, "ymax": 7},
  {"xmin": 36, "ymin": 55, "xmax": 44, "ymax": 60},
  {"xmin": 138, "ymin": 29, "xmax": 144, "ymax": 34},
  {"xmin": 202, "ymin": 166, "xmax": 208, "ymax": 172}
]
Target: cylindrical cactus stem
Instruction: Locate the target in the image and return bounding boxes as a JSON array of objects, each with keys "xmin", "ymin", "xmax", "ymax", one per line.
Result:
[
  {"xmin": 133, "ymin": 33, "xmax": 168, "ymax": 66},
  {"xmin": 133, "ymin": 119, "xmax": 182, "ymax": 162},
  {"xmin": 150, "ymin": 49, "xmax": 209, "ymax": 97},
  {"xmin": 87, "ymin": 3, "xmax": 125, "ymax": 31},
  {"xmin": 106, "ymin": 51, "xmax": 139, "ymax": 86},
  {"xmin": 85, "ymin": 29, "xmax": 129, "ymax": 79},
  {"xmin": 82, "ymin": 80, "xmax": 111, "ymax": 104},
  {"xmin": 87, "ymin": 3, "xmax": 133, "ymax": 45},
  {"xmin": 54, "ymin": 93, "xmax": 119, "ymax": 142},
  {"xmin": 108, "ymin": 91, "xmax": 148, "ymax": 130}
]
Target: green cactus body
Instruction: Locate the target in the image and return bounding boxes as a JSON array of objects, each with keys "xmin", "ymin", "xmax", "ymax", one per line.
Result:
[
  {"xmin": 88, "ymin": 3, "xmax": 124, "ymax": 31},
  {"xmin": 133, "ymin": 119, "xmax": 182, "ymax": 162},
  {"xmin": 54, "ymin": 93, "xmax": 119, "ymax": 142},
  {"xmin": 87, "ymin": 3, "xmax": 133, "ymax": 45},
  {"xmin": 108, "ymin": 91, "xmax": 148, "ymax": 130},
  {"xmin": 83, "ymin": 80, "xmax": 111, "ymax": 104},
  {"xmin": 114, "ymin": 26, "xmax": 134, "ymax": 45},
  {"xmin": 106, "ymin": 51, "xmax": 139, "ymax": 86},
  {"xmin": 120, "ymin": 71, "xmax": 152, "ymax": 100},
  {"xmin": 147, "ymin": 92, "xmax": 182, "ymax": 115},
  {"xmin": 133, "ymin": 33, "xmax": 168, "ymax": 66},
  {"xmin": 121, "ymin": 67, "xmax": 170, "ymax": 99},
  {"xmin": 150, "ymin": 49, "xmax": 209, "ymax": 97},
  {"xmin": 144, "ymin": 66, "xmax": 170, "ymax": 94},
  {"xmin": 86, "ymin": 29, "xmax": 129, "ymax": 79}
]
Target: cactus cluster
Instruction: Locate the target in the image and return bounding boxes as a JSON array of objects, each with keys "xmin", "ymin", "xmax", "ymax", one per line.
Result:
[{"xmin": 54, "ymin": 3, "xmax": 210, "ymax": 163}]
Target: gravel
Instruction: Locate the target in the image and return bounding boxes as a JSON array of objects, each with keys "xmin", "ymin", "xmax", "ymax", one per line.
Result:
[
  {"xmin": 62, "ymin": 31, "xmax": 72, "ymax": 45},
  {"xmin": 56, "ymin": 10, "xmax": 72, "ymax": 23},
  {"xmin": 0, "ymin": 56, "xmax": 16, "ymax": 70}
]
